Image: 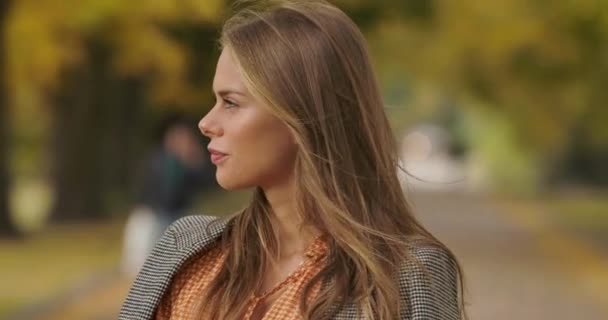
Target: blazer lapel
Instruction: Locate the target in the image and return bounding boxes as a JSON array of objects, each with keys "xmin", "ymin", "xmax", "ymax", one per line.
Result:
[
  {"xmin": 319, "ymin": 276, "xmax": 362, "ymax": 319},
  {"xmin": 119, "ymin": 215, "xmax": 228, "ymax": 320}
]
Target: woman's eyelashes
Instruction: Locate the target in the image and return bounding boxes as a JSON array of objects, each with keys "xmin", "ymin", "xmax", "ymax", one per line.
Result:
[{"xmin": 222, "ymin": 98, "xmax": 238, "ymax": 109}]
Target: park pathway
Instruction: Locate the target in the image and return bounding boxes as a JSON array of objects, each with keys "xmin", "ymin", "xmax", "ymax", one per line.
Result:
[{"xmin": 412, "ymin": 190, "xmax": 608, "ymax": 320}]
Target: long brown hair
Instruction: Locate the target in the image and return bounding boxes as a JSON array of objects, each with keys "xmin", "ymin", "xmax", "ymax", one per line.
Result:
[{"xmin": 196, "ymin": 1, "xmax": 466, "ymax": 319}]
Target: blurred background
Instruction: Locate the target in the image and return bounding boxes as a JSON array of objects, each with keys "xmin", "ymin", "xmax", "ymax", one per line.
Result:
[{"xmin": 0, "ymin": 0, "xmax": 607, "ymax": 319}]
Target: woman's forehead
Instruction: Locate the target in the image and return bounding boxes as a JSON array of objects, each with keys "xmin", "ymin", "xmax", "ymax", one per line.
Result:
[{"xmin": 212, "ymin": 48, "xmax": 247, "ymax": 96}]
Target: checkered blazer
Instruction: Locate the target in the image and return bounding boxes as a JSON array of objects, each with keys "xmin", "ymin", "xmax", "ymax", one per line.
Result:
[{"xmin": 119, "ymin": 215, "xmax": 461, "ymax": 320}]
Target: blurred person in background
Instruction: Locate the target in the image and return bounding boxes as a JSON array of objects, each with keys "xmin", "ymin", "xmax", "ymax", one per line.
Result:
[
  {"xmin": 120, "ymin": 1, "xmax": 466, "ymax": 319},
  {"xmin": 121, "ymin": 114, "xmax": 215, "ymax": 276}
]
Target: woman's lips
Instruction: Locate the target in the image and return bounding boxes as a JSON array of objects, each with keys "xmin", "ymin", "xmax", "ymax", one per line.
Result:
[
  {"xmin": 208, "ymin": 148, "xmax": 228, "ymax": 165},
  {"xmin": 210, "ymin": 152, "xmax": 228, "ymax": 164}
]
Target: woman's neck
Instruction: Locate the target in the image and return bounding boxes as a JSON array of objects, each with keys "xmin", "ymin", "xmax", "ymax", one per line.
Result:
[{"xmin": 263, "ymin": 182, "xmax": 321, "ymax": 260}]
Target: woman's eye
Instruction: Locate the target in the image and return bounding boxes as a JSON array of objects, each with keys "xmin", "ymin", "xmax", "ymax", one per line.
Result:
[{"xmin": 223, "ymin": 99, "xmax": 238, "ymax": 108}]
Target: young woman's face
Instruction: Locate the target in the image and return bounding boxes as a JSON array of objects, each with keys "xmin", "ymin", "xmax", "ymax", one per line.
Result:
[{"xmin": 199, "ymin": 47, "xmax": 298, "ymax": 190}]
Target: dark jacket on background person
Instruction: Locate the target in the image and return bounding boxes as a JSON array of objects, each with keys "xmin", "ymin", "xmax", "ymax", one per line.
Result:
[{"xmin": 136, "ymin": 147, "xmax": 216, "ymax": 220}]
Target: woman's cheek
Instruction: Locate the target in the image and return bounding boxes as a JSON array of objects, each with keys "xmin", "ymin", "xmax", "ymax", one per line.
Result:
[{"xmin": 216, "ymin": 155, "xmax": 258, "ymax": 190}]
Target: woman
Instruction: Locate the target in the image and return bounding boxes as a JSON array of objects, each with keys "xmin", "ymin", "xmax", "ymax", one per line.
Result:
[{"xmin": 119, "ymin": 1, "xmax": 466, "ymax": 319}]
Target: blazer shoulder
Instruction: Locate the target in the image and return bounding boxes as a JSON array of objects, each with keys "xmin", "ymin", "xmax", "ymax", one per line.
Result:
[
  {"xmin": 398, "ymin": 241, "xmax": 462, "ymax": 319},
  {"xmin": 168, "ymin": 214, "xmax": 222, "ymax": 233},
  {"xmin": 406, "ymin": 242, "xmax": 458, "ymax": 278},
  {"xmin": 168, "ymin": 214, "xmax": 229, "ymax": 250}
]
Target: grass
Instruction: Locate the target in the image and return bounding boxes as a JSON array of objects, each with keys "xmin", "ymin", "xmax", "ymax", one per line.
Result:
[
  {"xmin": 499, "ymin": 189, "xmax": 608, "ymax": 234},
  {"xmin": 545, "ymin": 193, "xmax": 608, "ymax": 231},
  {"xmin": 501, "ymin": 189, "xmax": 608, "ymax": 251},
  {"xmin": 0, "ymin": 219, "xmax": 125, "ymax": 317},
  {"xmin": 540, "ymin": 191, "xmax": 608, "ymax": 250}
]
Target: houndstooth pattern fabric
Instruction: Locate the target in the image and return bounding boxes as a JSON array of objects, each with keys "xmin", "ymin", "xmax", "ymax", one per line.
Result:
[{"xmin": 118, "ymin": 215, "xmax": 461, "ymax": 320}]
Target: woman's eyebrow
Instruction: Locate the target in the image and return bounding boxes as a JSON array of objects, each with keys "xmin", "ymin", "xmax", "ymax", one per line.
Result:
[{"xmin": 216, "ymin": 89, "xmax": 246, "ymax": 97}]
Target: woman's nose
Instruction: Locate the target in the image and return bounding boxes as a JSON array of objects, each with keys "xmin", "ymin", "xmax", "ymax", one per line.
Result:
[{"xmin": 198, "ymin": 112, "xmax": 222, "ymax": 138}]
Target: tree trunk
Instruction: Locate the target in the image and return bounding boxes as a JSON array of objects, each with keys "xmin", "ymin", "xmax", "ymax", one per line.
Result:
[
  {"xmin": 49, "ymin": 38, "xmax": 109, "ymax": 222},
  {"xmin": 49, "ymin": 37, "xmax": 146, "ymax": 222},
  {"xmin": 0, "ymin": 0, "xmax": 21, "ymax": 237}
]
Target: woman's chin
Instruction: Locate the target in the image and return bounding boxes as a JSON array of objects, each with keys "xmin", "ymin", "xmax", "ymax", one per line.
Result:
[{"xmin": 216, "ymin": 174, "xmax": 252, "ymax": 191}]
